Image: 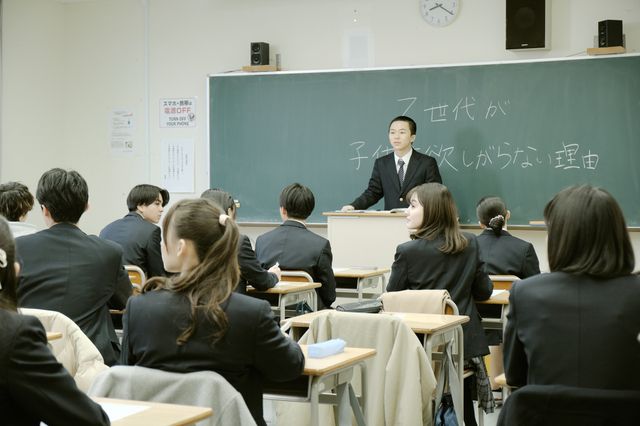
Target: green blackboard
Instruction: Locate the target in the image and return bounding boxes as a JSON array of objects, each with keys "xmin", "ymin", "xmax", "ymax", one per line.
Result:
[{"xmin": 209, "ymin": 54, "xmax": 640, "ymax": 225}]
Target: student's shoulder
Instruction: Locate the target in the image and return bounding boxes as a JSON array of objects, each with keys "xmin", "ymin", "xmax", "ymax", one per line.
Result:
[{"xmin": 226, "ymin": 292, "xmax": 272, "ymax": 317}]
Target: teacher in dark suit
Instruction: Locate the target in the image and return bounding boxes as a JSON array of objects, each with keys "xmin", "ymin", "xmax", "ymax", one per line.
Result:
[
  {"xmin": 100, "ymin": 184, "xmax": 170, "ymax": 278},
  {"xmin": 504, "ymin": 185, "xmax": 640, "ymax": 391},
  {"xmin": 16, "ymin": 168, "xmax": 132, "ymax": 366},
  {"xmin": 342, "ymin": 115, "xmax": 442, "ymax": 211}
]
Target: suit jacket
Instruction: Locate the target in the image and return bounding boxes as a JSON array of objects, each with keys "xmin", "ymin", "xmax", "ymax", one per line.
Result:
[
  {"xmin": 99, "ymin": 211, "xmax": 166, "ymax": 278},
  {"xmin": 0, "ymin": 310, "xmax": 109, "ymax": 426},
  {"xmin": 16, "ymin": 223, "xmax": 132, "ymax": 366},
  {"xmin": 504, "ymin": 272, "xmax": 640, "ymax": 390},
  {"xmin": 350, "ymin": 149, "xmax": 442, "ymax": 210},
  {"xmin": 476, "ymin": 229, "xmax": 540, "ymax": 279},
  {"xmin": 255, "ymin": 220, "xmax": 337, "ymax": 309},
  {"xmin": 236, "ymin": 234, "xmax": 278, "ymax": 294},
  {"xmin": 386, "ymin": 233, "xmax": 493, "ymax": 358},
  {"xmin": 121, "ymin": 290, "xmax": 305, "ymax": 426}
]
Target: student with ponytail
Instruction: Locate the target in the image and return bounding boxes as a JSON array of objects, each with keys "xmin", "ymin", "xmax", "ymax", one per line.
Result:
[
  {"xmin": 121, "ymin": 198, "xmax": 304, "ymax": 426},
  {"xmin": 476, "ymin": 196, "xmax": 540, "ymax": 279}
]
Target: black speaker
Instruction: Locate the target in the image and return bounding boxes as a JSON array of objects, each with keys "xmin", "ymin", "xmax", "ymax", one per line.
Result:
[
  {"xmin": 506, "ymin": 0, "xmax": 548, "ymax": 50},
  {"xmin": 598, "ymin": 20, "xmax": 623, "ymax": 47},
  {"xmin": 250, "ymin": 42, "xmax": 269, "ymax": 65}
]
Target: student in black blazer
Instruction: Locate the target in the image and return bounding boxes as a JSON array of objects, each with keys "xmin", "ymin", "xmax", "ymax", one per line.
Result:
[
  {"xmin": 100, "ymin": 184, "xmax": 170, "ymax": 278},
  {"xmin": 342, "ymin": 115, "xmax": 442, "ymax": 211},
  {"xmin": 386, "ymin": 183, "xmax": 493, "ymax": 425},
  {"xmin": 475, "ymin": 197, "xmax": 540, "ymax": 279},
  {"xmin": 255, "ymin": 183, "xmax": 336, "ymax": 309},
  {"xmin": 121, "ymin": 199, "xmax": 304, "ymax": 426},
  {"xmin": 16, "ymin": 169, "xmax": 132, "ymax": 366},
  {"xmin": 0, "ymin": 218, "xmax": 109, "ymax": 426},
  {"xmin": 201, "ymin": 189, "xmax": 281, "ymax": 293},
  {"xmin": 504, "ymin": 185, "xmax": 640, "ymax": 391}
]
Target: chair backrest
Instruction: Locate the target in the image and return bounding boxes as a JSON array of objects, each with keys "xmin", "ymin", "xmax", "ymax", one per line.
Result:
[
  {"xmin": 497, "ymin": 384, "xmax": 640, "ymax": 426},
  {"xmin": 280, "ymin": 270, "xmax": 314, "ymax": 283},
  {"xmin": 291, "ymin": 311, "xmax": 436, "ymax": 426},
  {"xmin": 380, "ymin": 289, "xmax": 458, "ymax": 315},
  {"xmin": 89, "ymin": 366, "xmax": 256, "ymax": 426},
  {"xmin": 125, "ymin": 265, "xmax": 146, "ymax": 294},
  {"xmin": 19, "ymin": 308, "xmax": 108, "ymax": 392},
  {"xmin": 489, "ymin": 275, "xmax": 520, "ymax": 291}
]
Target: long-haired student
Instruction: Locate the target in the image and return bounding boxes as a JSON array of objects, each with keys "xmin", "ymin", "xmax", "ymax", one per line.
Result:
[
  {"xmin": 504, "ymin": 185, "xmax": 640, "ymax": 390},
  {"xmin": 0, "ymin": 218, "xmax": 109, "ymax": 425},
  {"xmin": 121, "ymin": 198, "xmax": 304, "ymax": 426},
  {"xmin": 386, "ymin": 183, "xmax": 494, "ymax": 425}
]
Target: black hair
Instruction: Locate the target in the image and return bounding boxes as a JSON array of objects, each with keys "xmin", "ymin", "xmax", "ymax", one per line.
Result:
[
  {"xmin": 279, "ymin": 183, "xmax": 315, "ymax": 220},
  {"xmin": 389, "ymin": 115, "xmax": 417, "ymax": 136},
  {"xmin": 544, "ymin": 185, "xmax": 634, "ymax": 278},
  {"xmin": 127, "ymin": 184, "xmax": 170, "ymax": 212},
  {"xmin": 36, "ymin": 168, "xmax": 88, "ymax": 224},
  {"xmin": 0, "ymin": 182, "xmax": 34, "ymax": 221},
  {"xmin": 476, "ymin": 196, "xmax": 508, "ymax": 237},
  {"xmin": 200, "ymin": 189, "xmax": 235, "ymax": 214},
  {"xmin": 0, "ymin": 218, "xmax": 18, "ymax": 311}
]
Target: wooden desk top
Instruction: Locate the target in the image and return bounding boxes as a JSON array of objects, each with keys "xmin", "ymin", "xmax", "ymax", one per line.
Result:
[
  {"xmin": 247, "ymin": 281, "xmax": 321, "ymax": 294},
  {"xmin": 333, "ymin": 268, "xmax": 390, "ymax": 278},
  {"xmin": 290, "ymin": 310, "xmax": 469, "ymax": 334},
  {"xmin": 46, "ymin": 332, "xmax": 63, "ymax": 341},
  {"xmin": 301, "ymin": 345, "xmax": 376, "ymax": 376},
  {"xmin": 477, "ymin": 290, "xmax": 510, "ymax": 305},
  {"xmin": 93, "ymin": 397, "xmax": 212, "ymax": 426}
]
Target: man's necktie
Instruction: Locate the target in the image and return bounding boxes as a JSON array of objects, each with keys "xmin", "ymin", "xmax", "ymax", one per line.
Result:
[{"xmin": 398, "ymin": 159, "xmax": 405, "ymax": 185}]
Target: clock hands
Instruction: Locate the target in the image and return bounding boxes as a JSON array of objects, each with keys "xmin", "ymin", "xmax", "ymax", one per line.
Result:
[{"xmin": 428, "ymin": 3, "xmax": 454, "ymax": 16}]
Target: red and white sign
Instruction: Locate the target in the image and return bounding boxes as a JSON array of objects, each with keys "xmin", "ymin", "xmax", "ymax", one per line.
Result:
[{"xmin": 159, "ymin": 98, "xmax": 196, "ymax": 128}]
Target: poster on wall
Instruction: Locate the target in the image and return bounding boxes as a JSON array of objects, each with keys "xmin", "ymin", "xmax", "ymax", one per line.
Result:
[
  {"xmin": 109, "ymin": 109, "xmax": 135, "ymax": 154},
  {"xmin": 159, "ymin": 98, "xmax": 196, "ymax": 128},
  {"xmin": 161, "ymin": 138, "xmax": 195, "ymax": 193}
]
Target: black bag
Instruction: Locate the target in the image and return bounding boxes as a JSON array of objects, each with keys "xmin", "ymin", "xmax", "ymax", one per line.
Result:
[
  {"xmin": 435, "ymin": 393, "xmax": 458, "ymax": 426},
  {"xmin": 335, "ymin": 300, "xmax": 382, "ymax": 313}
]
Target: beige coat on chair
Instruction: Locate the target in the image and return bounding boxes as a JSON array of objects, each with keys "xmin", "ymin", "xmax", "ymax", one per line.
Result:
[
  {"xmin": 278, "ymin": 311, "xmax": 436, "ymax": 426},
  {"xmin": 19, "ymin": 308, "xmax": 108, "ymax": 392}
]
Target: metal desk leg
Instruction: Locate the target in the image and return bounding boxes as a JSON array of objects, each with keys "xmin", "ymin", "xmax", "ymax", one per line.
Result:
[
  {"xmin": 278, "ymin": 295, "xmax": 286, "ymax": 323},
  {"xmin": 310, "ymin": 379, "xmax": 320, "ymax": 426}
]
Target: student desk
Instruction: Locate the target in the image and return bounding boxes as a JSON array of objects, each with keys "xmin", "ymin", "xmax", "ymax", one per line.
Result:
[
  {"xmin": 247, "ymin": 281, "xmax": 321, "ymax": 323},
  {"xmin": 287, "ymin": 310, "xmax": 468, "ymax": 423},
  {"xmin": 93, "ymin": 397, "xmax": 212, "ymax": 426},
  {"xmin": 333, "ymin": 267, "xmax": 390, "ymax": 301},
  {"xmin": 265, "ymin": 345, "xmax": 375, "ymax": 426},
  {"xmin": 46, "ymin": 331, "xmax": 63, "ymax": 341}
]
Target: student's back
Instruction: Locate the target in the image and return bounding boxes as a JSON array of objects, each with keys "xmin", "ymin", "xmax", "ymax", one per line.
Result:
[{"xmin": 475, "ymin": 196, "xmax": 540, "ymax": 278}]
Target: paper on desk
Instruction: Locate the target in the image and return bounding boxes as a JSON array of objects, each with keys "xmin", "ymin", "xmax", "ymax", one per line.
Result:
[
  {"xmin": 492, "ymin": 290, "xmax": 507, "ymax": 297},
  {"xmin": 99, "ymin": 402, "xmax": 150, "ymax": 421}
]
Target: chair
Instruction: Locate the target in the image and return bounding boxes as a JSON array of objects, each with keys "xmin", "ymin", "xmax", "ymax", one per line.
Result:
[
  {"xmin": 125, "ymin": 264, "xmax": 146, "ymax": 294},
  {"xmin": 380, "ymin": 290, "xmax": 467, "ymax": 424},
  {"xmin": 280, "ymin": 270, "xmax": 314, "ymax": 283},
  {"xmin": 19, "ymin": 308, "xmax": 109, "ymax": 392},
  {"xmin": 497, "ymin": 384, "xmax": 640, "ymax": 426},
  {"xmin": 277, "ymin": 311, "xmax": 436, "ymax": 426},
  {"xmin": 488, "ymin": 274, "xmax": 520, "ymax": 291},
  {"xmin": 89, "ymin": 366, "xmax": 256, "ymax": 426}
]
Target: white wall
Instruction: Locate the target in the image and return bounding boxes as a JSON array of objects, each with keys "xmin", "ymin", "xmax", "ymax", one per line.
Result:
[{"xmin": 2, "ymin": 0, "xmax": 640, "ymax": 249}]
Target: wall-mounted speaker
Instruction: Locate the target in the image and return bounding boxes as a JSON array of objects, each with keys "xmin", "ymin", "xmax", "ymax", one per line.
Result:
[
  {"xmin": 598, "ymin": 20, "xmax": 623, "ymax": 47},
  {"xmin": 251, "ymin": 42, "xmax": 269, "ymax": 65},
  {"xmin": 506, "ymin": 0, "xmax": 550, "ymax": 50}
]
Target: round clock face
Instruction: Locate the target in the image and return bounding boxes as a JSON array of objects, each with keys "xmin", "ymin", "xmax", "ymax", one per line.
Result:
[{"xmin": 420, "ymin": 0, "xmax": 460, "ymax": 27}]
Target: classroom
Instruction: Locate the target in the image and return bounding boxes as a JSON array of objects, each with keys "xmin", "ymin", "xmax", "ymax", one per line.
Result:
[{"xmin": 1, "ymin": 0, "xmax": 640, "ymax": 425}]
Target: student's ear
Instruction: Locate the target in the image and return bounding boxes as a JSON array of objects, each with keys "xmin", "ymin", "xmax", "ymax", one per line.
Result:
[
  {"xmin": 506, "ymin": 210, "xmax": 511, "ymax": 221},
  {"xmin": 410, "ymin": 134, "xmax": 416, "ymax": 144},
  {"xmin": 14, "ymin": 262, "xmax": 20, "ymax": 277},
  {"xmin": 279, "ymin": 206, "xmax": 288, "ymax": 221},
  {"xmin": 176, "ymin": 238, "xmax": 187, "ymax": 257}
]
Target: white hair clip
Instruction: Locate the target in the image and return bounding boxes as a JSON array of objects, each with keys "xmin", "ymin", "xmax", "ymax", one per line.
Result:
[{"xmin": 219, "ymin": 214, "xmax": 229, "ymax": 226}]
